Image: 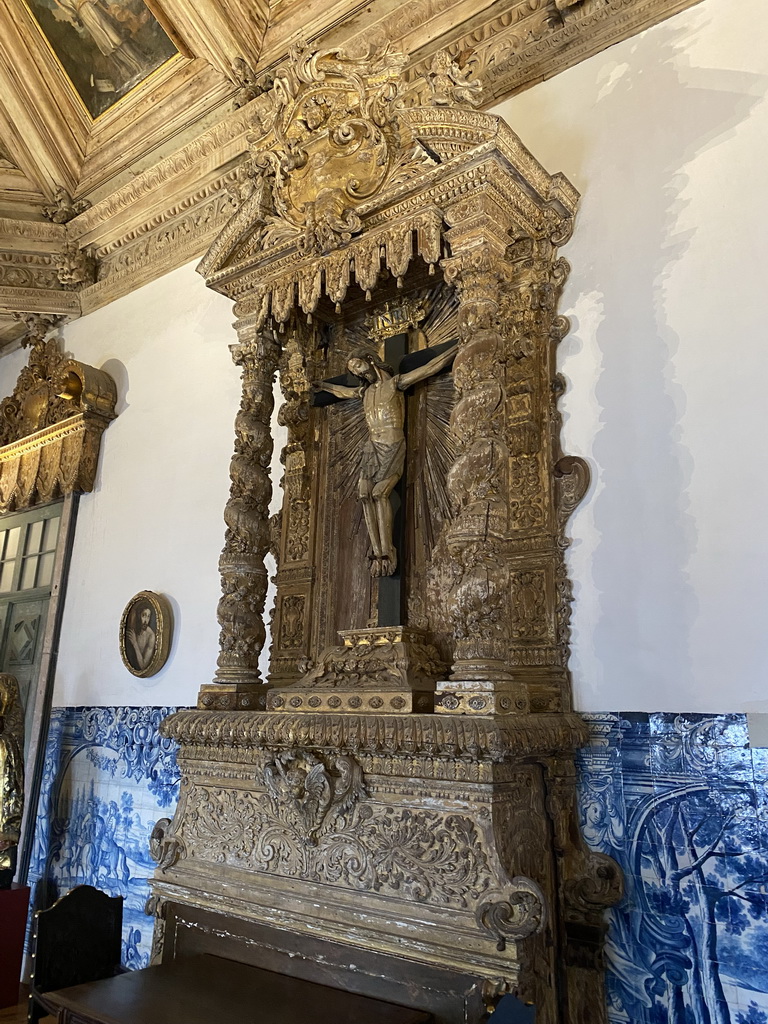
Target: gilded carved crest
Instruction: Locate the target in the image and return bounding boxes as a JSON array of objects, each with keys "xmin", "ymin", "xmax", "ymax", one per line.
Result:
[{"xmin": 257, "ymin": 44, "xmax": 408, "ymax": 256}]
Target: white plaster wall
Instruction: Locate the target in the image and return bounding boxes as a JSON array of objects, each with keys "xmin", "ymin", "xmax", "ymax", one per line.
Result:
[
  {"xmin": 493, "ymin": 0, "xmax": 768, "ymax": 712},
  {"xmin": 48, "ymin": 262, "xmax": 239, "ymax": 707}
]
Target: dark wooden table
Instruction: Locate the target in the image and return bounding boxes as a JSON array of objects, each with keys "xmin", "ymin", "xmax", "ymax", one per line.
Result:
[{"xmin": 43, "ymin": 953, "xmax": 433, "ymax": 1024}]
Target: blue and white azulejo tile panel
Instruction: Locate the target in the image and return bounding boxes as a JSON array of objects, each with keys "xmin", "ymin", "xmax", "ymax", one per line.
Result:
[
  {"xmin": 28, "ymin": 706, "xmax": 181, "ymax": 970},
  {"xmin": 578, "ymin": 713, "xmax": 768, "ymax": 1024}
]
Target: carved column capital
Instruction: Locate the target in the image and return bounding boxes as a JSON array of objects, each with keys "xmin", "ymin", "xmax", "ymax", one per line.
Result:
[
  {"xmin": 442, "ymin": 247, "xmax": 512, "ymax": 334},
  {"xmin": 198, "ymin": 322, "xmax": 280, "ymax": 710}
]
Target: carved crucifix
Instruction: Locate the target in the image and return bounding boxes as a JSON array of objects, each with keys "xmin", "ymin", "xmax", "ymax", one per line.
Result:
[{"xmin": 312, "ymin": 306, "xmax": 456, "ymax": 588}]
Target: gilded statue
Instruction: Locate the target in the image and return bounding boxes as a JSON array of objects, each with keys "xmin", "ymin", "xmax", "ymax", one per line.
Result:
[
  {"xmin": 0, "ymin": 674, "xmax": 23, "ymax": 888},
  {"xmin": 313, "ymin": 344, "xmax": 456, "ymax": 577}
]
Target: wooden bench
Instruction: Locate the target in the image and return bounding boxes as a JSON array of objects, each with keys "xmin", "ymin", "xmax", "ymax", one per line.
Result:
[{"xmin": 41, "ymin": 954, "xmax": 433, "ymax": 1024}]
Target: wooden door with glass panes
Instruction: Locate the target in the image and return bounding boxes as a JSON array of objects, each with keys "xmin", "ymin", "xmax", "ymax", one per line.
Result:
[{"xmin": 0, "ymin": 501, "xmax": 62, "ymax": 756}]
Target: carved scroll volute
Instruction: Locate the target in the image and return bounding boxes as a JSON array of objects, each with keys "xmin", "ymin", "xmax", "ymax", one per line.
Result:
[{"xmin": 198, "ymin": 319, "xmax": 280, "ymax": 710}]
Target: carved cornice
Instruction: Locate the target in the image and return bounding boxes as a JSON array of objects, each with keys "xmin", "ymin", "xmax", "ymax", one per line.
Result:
[
  {"xmin": 162, "ymin": 710, "xmax": 590, "ymax": 760},
  {"xmin": 73, "ymin": 110, "xmax": 254, "ymax": 243}
]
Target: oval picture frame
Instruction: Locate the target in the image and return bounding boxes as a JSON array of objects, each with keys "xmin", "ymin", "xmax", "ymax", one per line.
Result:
[{"xmin": 119, "ymin": 591, "xmax": 172, "ymax": 678}]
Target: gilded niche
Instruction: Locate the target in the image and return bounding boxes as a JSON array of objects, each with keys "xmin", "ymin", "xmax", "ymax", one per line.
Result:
[{"xmin": 0, "ymin": 321, "xmax": 117, "ymax": 512}]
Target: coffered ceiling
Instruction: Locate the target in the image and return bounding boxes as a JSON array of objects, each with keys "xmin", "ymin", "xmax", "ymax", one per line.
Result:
[{"xmin": 0, "ymin": 0, "xmax": 701, "ymax": 348}]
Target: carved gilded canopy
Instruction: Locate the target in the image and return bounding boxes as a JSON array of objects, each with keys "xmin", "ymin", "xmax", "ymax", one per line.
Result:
[
  {"xmin": 0, "ymin": 321, "xmax": 116, "ymax": 512},
  {"xmin": 199, "ymin": 45, "xmax": 578, "ymax": 321}
]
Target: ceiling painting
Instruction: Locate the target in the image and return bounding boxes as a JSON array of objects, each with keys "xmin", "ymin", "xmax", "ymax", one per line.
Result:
[{"xmin": 25, "ymin": 0, "xmax": 177, "ymax": 119}]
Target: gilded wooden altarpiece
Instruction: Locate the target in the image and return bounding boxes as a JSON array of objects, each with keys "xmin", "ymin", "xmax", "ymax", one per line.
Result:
[{"xmin": 149, "ymin": 46, "xmax": 622, "ymax": 1024}]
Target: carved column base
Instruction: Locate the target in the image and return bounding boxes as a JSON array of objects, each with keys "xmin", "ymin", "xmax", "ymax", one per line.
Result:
[
  {"xmin": 435, "ymin": 682, "xmax": 529, "ymax": 716},
  {"xmin": 266, "ymin": 626, "xmax": 445, "ymax": 714},
  {"xmin": 197, "ymin": 682, "xmax": 270, "ymax": 711},
  {"xmin": 438, "ymin": 640, "xmax": 529, "ymax": 715}
]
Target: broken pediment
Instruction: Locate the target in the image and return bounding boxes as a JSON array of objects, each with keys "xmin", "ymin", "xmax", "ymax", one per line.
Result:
[{"xmin": 0, "ymin": 319, "xmax": 117, "ymax": 512}]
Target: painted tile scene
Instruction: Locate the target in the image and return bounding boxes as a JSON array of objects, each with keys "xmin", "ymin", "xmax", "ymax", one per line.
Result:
[
  {"xmin": 28, "ymin": 706, "xmax": 181, "ymax": 968},
  {"xmin": 25, "ymin": 0, "xmax": 177, "ymax": 117},
  {"xmin": 579, "ymin": 713, "xmax": 768, "ymax": 1024}
]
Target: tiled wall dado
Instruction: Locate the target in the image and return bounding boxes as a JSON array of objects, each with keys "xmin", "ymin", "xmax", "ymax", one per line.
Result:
[
  {"xmin": 27, "ymin": 706, "xmax": 768, "ymax": 1024},
  {"xmin": 28, "ymin": 706, "xmax": 181, "ymax": 969},
  {"xmin": 579, "ymin": 713, "xmax": 768, "ymax": 1024}
]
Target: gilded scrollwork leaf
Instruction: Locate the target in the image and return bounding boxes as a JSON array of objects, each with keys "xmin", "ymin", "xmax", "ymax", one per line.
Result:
[{"xmin": 149, "ymin": 817, "xmax": 184, "ymax": 873}]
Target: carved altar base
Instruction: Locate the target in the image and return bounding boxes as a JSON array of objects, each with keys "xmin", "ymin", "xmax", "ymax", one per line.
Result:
[
  {"xmin": 149, "ymin": 710, "xmax": 620, "ymax": 1024},
  {"xmin": 266, "ymin": 627, "xmax": 445, "ymax": 715}
]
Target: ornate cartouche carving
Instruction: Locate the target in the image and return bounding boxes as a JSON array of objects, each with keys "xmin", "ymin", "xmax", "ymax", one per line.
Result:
[{"xmin": 0, "ymin": 674, "xmax": 23, "ymax": 888}]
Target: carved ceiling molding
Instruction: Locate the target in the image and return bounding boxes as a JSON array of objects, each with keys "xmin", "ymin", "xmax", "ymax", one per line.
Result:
[
  {"xmin": 0, "ymin": 0, "xmax": 702, "ymax": 341},
  {"xmin": 0, "ymin": 0, "xmax": 90, "ymax": 197},
  {"xmin": 336, "ymin": 0, "xmax": 704, "ymax": 106},
  {"xmin": 145, "ymin": 0, "xmax": 269, "ymax": 82}
]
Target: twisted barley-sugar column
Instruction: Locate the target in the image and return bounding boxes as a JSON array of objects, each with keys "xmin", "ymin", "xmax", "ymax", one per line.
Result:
[{"xmin": 199, "ymin": 319, "xmax": 279, "ymax": 710}]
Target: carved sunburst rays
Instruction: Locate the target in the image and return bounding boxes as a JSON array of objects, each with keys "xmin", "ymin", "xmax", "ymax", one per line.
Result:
[
  {"xmin": 413, "ymin": 375, "xmax": 455, "ymax": 555},
  {"xmin": 419, "ymin": 283, "xmax": 458, "ymax": 348},
  {"xmin": 329, "ymin": 398, "xmax": 367, "ymax": 512},
  {"xmin": 409, "ymin": 286, "xmax": 458, "ymax": 555}
]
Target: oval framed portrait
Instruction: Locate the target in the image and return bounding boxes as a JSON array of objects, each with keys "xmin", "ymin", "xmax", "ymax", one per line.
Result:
[{"xmin": 119, "ymin": 591, "xmax": 172, "ymax": 678}]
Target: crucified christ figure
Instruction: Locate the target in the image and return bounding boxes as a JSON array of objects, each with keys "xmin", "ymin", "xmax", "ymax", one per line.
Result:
[{"xmin": 313, "ymin": 343, "xmax": 457, "ymax": 578}]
